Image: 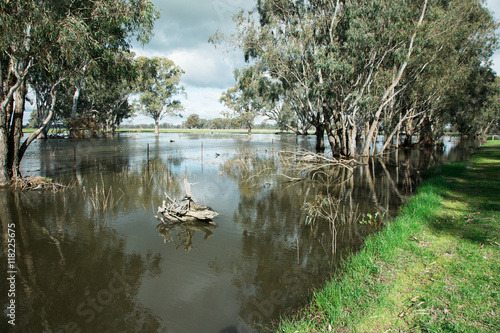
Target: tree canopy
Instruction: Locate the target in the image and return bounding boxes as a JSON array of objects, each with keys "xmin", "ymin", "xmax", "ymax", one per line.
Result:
[
  {"xmin": 215, "ymin": 0, "xmax": 499, "ymax": 156},
  {"xmin": 0, "ymin": 0, "xmax": 159, "ymax": 186},
  {"xmin": 133, "ymin": 56, "xmax": 185, "ymax": 136}
]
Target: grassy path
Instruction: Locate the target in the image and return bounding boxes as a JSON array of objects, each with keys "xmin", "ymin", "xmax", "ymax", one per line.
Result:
[{"xmin": 278, "ymin": 141, "xmax": 500, "ymax": 332}]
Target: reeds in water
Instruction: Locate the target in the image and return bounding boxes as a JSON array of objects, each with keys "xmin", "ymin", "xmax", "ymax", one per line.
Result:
[{"xmin": 88, "ymin": 176, "xmax": 124, "ymax": 213}]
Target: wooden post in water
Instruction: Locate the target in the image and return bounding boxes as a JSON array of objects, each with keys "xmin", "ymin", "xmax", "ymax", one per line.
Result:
[
  {"xmin": 201, "ymin": 141, "xmax": 204, "ymax": 173},
  {"xmin": 147, "ymin": 143, "xmax": 150, "ymax": 165}
]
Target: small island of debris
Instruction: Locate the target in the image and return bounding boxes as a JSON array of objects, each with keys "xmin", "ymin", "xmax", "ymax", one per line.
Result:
[{"xmin": 156, "ymin": 179, "xmax": 219, "ymax": 225}]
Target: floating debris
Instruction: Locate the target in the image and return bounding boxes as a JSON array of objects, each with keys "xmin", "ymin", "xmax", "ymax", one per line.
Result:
[{"xmin": 12, "ymin": 176, "xmax": 65, "ymax": 191}]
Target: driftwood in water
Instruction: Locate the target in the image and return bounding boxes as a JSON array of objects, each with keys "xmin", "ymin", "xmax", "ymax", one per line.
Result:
[{"xmin": 156, "ymin": 179, "xmax": 218, "ymax": 225}]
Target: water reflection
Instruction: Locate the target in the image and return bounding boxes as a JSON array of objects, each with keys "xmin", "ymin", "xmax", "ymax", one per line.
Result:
[
  {"xmin": 0, "ymin": 190, "xmax": 164, "ymax": 333},
  {"xmin": 4, "ymin": 133, "xmax": 478, "ymax": 332},
  {"xmin": 156, "ymin": 221, "xmax": 217, "ymax": 253}
]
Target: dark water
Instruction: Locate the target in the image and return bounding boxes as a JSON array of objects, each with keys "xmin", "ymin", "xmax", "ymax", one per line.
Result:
[{"xmin": 0, "ymin": 133, "xmax": 476, "ymax": 332}]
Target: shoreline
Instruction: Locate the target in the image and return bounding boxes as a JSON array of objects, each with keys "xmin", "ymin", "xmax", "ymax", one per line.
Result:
[{"xmin": 277, "ymin": 140, "xmax": 500, "ymax": 332}]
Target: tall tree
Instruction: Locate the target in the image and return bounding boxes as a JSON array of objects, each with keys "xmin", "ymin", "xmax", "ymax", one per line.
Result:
[
  {"xmin": 216, "ymin": 0, "xmax": 498, "ymax": 157},
  {"xmin": 220, "ymin": 67, "xmax": 267, "ymax": 135},
  {"xmin": 134, "ymin": 57, "xmax": 185, "ymax": 136},
  {"xmin": 0, "ymin": 0, "xmax": 159, "ymax": 186},
  {"xmin": 185, "ymin": 114, "xmax": 201, "ymax": 129},
  {"xmin": 59, "ymin": 50, "xmax": 139, "ymax": 136}
]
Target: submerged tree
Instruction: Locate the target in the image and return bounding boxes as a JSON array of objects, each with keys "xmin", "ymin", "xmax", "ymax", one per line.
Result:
[
  {"xmin": 0, "ymin": 0, "xmax": 159, "ymax": 186},
  {"xmin": 134, "ymin": 57, "xmax": 185, "ymax": 136},
  {"xmin": 214, "ymin": 0, "xmax": 498, "ymax": 156}
]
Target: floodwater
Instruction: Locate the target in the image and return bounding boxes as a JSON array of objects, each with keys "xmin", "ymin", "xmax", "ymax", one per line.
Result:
[{"xmin": 0, "ymin": 133, "xmax": 477, "ymax": 332}]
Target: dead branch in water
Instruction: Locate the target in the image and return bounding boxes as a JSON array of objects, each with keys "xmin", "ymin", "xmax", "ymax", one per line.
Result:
[
  {"xmin": 277, "ymin": 149, "xmax": 366, "ymax": 184},
  {"xmin": 156, "ymin": 178, "xmax": 219, "ymax": 225},
  {"xmin": 11, "ymin": 176, "xmax": 66, "ymax": 191},
  {"xmin": 284, "ymin": 149, "xmax": 365, "ymax": 170}
]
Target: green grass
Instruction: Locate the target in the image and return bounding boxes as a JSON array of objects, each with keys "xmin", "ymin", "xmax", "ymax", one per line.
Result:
[
  {"xmin": 22, "ymin": 128, "xmax": 67, "ymax": 134},
  {"xmin": 278, "ymin": 141, "xmax": 500, "ymax": 332}
]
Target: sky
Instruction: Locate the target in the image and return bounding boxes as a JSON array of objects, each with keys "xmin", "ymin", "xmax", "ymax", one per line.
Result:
[
  {"xmin": 487, "ymin": 0, "xmax": 500, "ymax": 73},
  {"xmin": 128, "ymin": 0, "xmax": 254, "ymax": 125},
  {"xmin": 18, "ymin": 0, "xmax": 488, "ymax": 127}
]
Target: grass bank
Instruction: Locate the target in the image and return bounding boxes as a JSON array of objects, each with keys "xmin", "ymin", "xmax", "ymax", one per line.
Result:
[{"xmin": 278, "ymin": 141, "xmax": 500, "ymax": 332}]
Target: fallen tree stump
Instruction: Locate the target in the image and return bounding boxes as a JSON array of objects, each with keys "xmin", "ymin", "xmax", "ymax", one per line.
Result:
[{"xmin": 156, "ymin": 179, "xmax": 218, "ymax": 225}]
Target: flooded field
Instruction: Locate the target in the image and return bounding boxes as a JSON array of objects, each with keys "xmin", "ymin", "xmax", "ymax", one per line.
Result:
[{"xmin": 0, "ymin": 133, "xmax": 476, "ymax": 332}]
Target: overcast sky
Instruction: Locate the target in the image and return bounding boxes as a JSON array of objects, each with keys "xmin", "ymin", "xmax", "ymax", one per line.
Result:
[
  {"xmin": 128, "ymin": 0, "xmax": 254, "ymax": 125},
  {"xmin": 128, "ymin": 0, "xmax": 500, "ymax": 126}
]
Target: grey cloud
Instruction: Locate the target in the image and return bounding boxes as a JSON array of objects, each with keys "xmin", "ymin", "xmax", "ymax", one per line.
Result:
[
  {"xmin": 148, "ymin": 0, "xmax": 253, "ymax": 51},
  {"xmin": 133, "ymin": 0, "xmax": 253, "ymax": 89}
]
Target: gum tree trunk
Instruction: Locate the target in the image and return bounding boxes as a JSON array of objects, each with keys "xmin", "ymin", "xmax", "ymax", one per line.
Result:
[
  {"xmin": 154, "ymin": 118, "xmax": 160, "ymax": 136},
  {"xmin": 315, "ymin": 124, "xmax": 325, "ymax": 153},
  {"xmin": 362, "ymin": 0, "xmax": 428, "ymax": 156},
  {"xmin": 8, "ymin": 77, "xmax": 27, "ymax": 178}
]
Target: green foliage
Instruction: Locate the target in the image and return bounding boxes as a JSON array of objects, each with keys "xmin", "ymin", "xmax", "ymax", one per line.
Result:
[
  {"xmin": 360, "ymin": 211, "xmax": 386, "ymax": 227},
  {"xmin": 55, "ymin": 50, "xmax": 138, "ymax": 134},
  {"xmin": 133, "ymin": 56, "xmax": 185, "ymax": 135},
  {"xmin": 216, "ymin": 0, "xmax": 499, "ymax": 155},
  {"xmin": 220, "ymin": 67, "xmax": 269, "ymax": 134},
  {"xmin": 278, "ymin": 141, "xmax": 500, "ymax": 332},
  {"xmin": 0, "ymin": 0, "xmax": 160, "ymax": 183},
  {"xmin": 185, "ymin": 114, "xmax": 201, "ymax": 129}
]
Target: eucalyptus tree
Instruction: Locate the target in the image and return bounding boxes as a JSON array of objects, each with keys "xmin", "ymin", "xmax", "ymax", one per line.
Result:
[
  {"xmin": 63, "ymin": 2, "xmax": 159, "ymax": 135},
  {"xmin": 134, "ymin": 57, "xmax": 185, "ymax": 136},
  {"xmin": 225, "ymin": 1, "xmax": 328, "ymax": 150},
  {"xmin": 64, "ymin": 51, "xmax": 138, "ymax": 135},
  {"xmin": 185, "ymin": 114, "xmax": 201, "ymax": 129},
  {"xmin": 220, "ymin": 67, "xmax": 267, "ymax": 135},
  {"xmin": 388, "ymin": 0, "xmax": 498, "ymax": 149},
  {"xmin": 450, "ymin": 67, "xmax": 498, "ymax": 138},
  {"xmin": 252, "ymin": 74, "xmax": 311, "ymax": 135},
  {"xmin": 217, "ymin": 0, "xmax": 497, "ymax": 157},
  {"xmin": 480, "ymin": 77, "xmax": 500, "ymax": 136},
  {"xmin": 0, "ymin": 0, "xmax": 159, "ymax": 186}
]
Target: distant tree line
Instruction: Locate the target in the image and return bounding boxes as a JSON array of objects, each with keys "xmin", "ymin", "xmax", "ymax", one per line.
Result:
[
  {"xmin": 213, "ymin": 0, "xmax": 500, "ymax": 156},
  {"xmin": 183, "ymin": 114, "xmax": 278, "ymax": 130}
]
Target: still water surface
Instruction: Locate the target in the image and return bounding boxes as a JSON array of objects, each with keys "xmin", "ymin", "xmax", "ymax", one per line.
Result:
[{"xmin": 0, "ymin": 133, "xmax": 476, "ymax": 332}]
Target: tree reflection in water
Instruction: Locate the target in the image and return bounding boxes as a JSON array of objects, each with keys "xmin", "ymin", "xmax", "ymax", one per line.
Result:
[
  {"xmin": 156, "ymin": 221, "xmax": 217, "ymax": 253},
  {"xmin": 216, "ymin": 141, "xmax": 475, "ymax": 329},
  {"xmin": 0, "ymin": 190, "xmax": 164, "ymax": 333},
  {"xmin": 4, "ymin": 134, "xmax": 477, "ymax": 332}
]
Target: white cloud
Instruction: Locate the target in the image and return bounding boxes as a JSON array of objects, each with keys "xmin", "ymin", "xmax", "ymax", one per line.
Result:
[
  {"xmin": 167, "ymin": 46, "xmax": 236, "ymax": 89},
  {"xmin": 182, "ymin": 86, "xmax": 227, "ymax": 120},
  {"xmin": 129, "ymin": 0, "xmax": 254, "ymax": 124}
]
